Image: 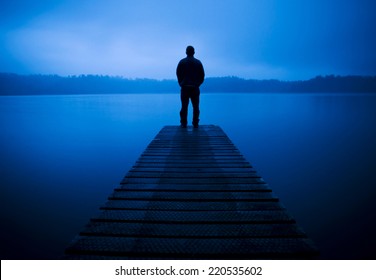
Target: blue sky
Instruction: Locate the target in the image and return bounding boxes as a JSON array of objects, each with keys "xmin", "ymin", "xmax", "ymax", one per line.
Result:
[{"xmin": 1, "ymin": 0, "xmax": 375, "ymax": 80}]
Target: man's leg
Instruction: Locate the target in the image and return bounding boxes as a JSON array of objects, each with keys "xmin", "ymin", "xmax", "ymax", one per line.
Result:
[
  {"xmin": 180, "ymin": 88, "xmax": 189, "ymax": 127},
  {"xmin": 191, "ymin": 88, "xmax": 200, "ymax": 127}
]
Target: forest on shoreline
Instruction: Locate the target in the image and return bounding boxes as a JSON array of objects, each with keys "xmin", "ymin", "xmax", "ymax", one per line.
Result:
[{"xmin": 1, "ymin": 73, "xmax": 376, "ymax": 95}]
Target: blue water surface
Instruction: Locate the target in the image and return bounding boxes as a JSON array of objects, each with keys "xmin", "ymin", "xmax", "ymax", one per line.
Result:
[{"xmin": 1, "ymin": 93, "xmax": 376, "ymax": 259}]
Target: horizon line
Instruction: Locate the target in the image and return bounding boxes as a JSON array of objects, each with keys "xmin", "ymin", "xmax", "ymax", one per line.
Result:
[{"xmin": 1, "ymin": 72, "xmax": 376, "ymax": 82}]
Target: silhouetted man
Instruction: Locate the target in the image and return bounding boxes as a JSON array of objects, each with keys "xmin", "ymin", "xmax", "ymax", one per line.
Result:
[{"xmin": 176, "ymin": 45, "xmax": 205, "ymax": 128}]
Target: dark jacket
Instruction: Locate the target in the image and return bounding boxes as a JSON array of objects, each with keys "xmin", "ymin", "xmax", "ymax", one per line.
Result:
[{"xmin": 176, "ymin": 56, "xmax": 205, "ymax": 88}]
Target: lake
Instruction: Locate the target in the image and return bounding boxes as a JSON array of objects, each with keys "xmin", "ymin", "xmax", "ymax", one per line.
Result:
[{"xmin": 1, "ymin": 93, "xmax": 376, "ymax": 259}]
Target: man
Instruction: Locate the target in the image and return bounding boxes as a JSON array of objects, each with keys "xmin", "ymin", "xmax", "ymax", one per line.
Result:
[{"xmin": 176, "ymin": 45, "xmax": 205, "ymax": 128}]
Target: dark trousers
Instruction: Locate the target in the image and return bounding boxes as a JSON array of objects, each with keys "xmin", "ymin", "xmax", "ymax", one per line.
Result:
[{"xmin": 180, "ymin": 86, "xmax": 200, "ymax": 126}]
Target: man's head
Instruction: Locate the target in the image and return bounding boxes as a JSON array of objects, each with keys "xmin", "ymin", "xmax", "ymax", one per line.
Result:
[{"xmin": 186, "ymin": 46, "xmax": 195, "ymax": 57}]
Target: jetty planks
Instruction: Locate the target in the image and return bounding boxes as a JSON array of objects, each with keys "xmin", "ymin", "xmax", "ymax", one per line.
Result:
[{"xmin": 65, "ymin": 125, "xmax": 318, "ymax": 259}]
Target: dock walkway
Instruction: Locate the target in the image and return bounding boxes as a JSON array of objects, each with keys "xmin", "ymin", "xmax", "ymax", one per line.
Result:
[{"xmin": 65, "ymin": 125, "xmax": 318, "ymax": 259}]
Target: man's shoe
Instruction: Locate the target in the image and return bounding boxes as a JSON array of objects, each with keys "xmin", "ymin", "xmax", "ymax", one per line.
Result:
[
  {"xmin": 193, "ymin": 124, "xmax": 199, "ymax": 128},
  {"xmin": 180, "ymin": 124, "xmax": 187, "ymax": 128}
]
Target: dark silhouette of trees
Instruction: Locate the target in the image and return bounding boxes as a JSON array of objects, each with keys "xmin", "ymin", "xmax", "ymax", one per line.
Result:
[
  {"xmin": 201, "ymin": 75, "xmax": 376, "ymax": 93},
  {"xmin": 1, "ymin": 73, "xmax": 376, "ymax": 95},
  {"xmin": 0, "ymin": 73, "xmax": 178, "ymax": 95}
]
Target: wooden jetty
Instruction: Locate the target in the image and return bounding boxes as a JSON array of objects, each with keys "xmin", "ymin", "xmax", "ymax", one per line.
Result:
[{"xmin": 65, "ymin": 125, "xmax": 318, "ymax": 259}]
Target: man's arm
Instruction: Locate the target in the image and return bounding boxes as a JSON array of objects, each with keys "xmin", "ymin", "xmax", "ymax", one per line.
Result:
[
  {"xmin": 198, "ymin": 61, "xmax": 205, "ymax": 86},
  {"xmin": 176, "ymin": 60, "xmax": 183, "ymax": 86}
]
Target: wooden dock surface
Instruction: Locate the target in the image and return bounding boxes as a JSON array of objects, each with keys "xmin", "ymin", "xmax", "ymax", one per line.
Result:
[{"xmin": 65, "ymin": 125, "xmax": 318, "ymax": 259}]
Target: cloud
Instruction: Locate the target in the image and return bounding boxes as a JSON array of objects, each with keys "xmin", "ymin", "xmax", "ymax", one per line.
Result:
[{"xmin": 1, "ymin": 0, "xmax": 376, "ymax": 79}]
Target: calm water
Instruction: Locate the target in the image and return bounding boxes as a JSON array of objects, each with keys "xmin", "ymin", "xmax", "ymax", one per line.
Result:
[{"xmin": 1, "ymin": 93, "xmax": 376, "ymax": 259}]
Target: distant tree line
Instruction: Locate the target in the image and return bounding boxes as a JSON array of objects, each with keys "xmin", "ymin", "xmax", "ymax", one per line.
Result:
[
  {"xmin": 1, "ymin": 73, "xmax": 376, "ymax": 95},
  {"xmin": 0, "ymin": 73, "xmax": 178, "ymax": 95},
  {"xmin": 203, "ymin": 75, "xmax": 376, "ymax": 93}
]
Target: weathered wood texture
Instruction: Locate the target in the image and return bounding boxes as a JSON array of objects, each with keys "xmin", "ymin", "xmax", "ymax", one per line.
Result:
[{"xmin": 65, "ymin": 125, "xmax": 318, "ymax": 259}]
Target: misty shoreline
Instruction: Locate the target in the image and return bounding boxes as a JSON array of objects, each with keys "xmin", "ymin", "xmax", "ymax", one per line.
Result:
[{"xmin": 1, "ymin": 73, "xmax": 376, "ymax": 95}]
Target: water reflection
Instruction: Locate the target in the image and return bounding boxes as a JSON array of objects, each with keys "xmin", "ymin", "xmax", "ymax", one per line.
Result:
[{"xmin": 1, "ymin": 93, "xmax": 376, "ymax": 259}]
